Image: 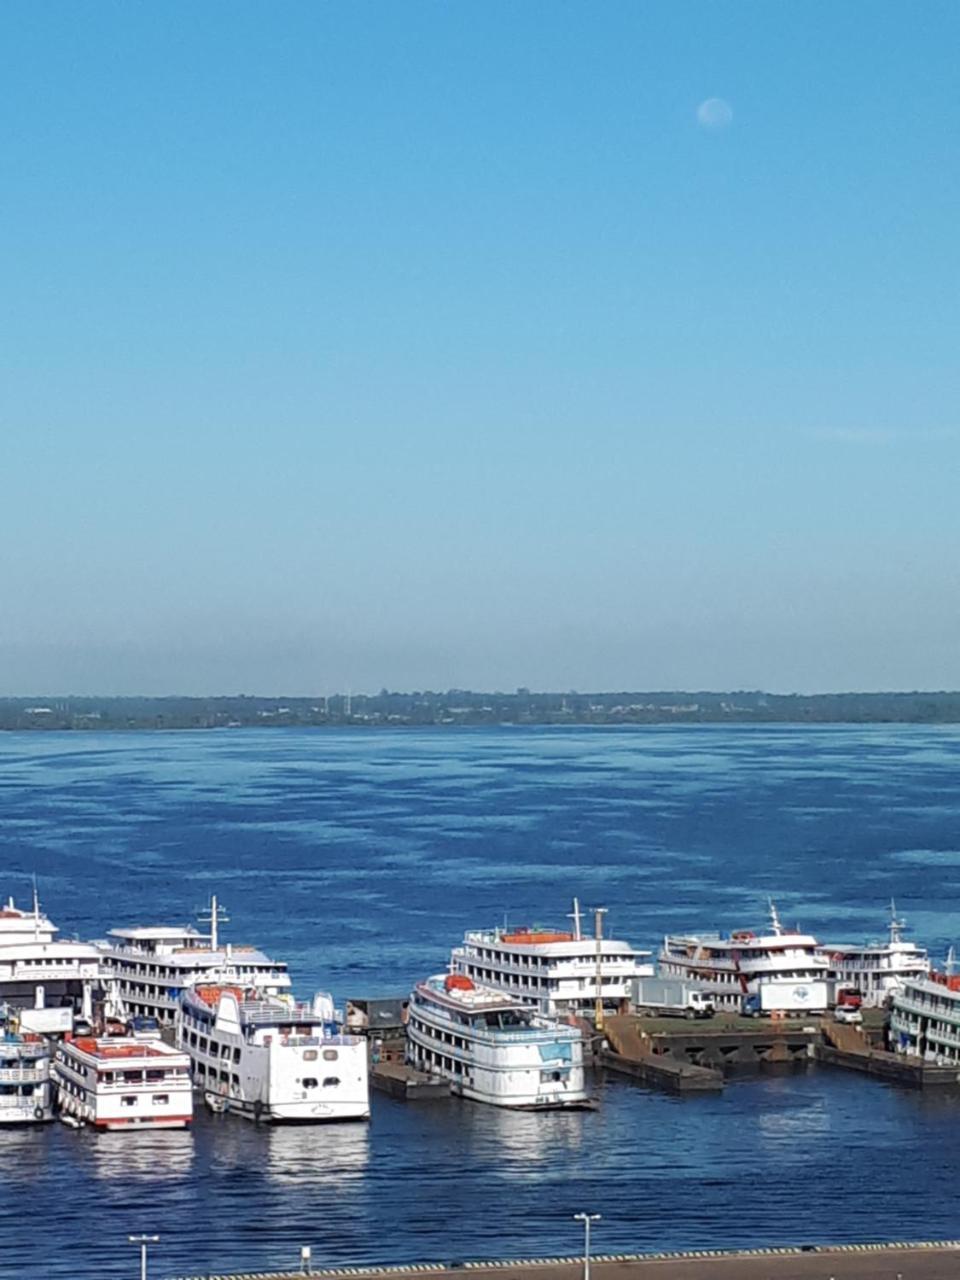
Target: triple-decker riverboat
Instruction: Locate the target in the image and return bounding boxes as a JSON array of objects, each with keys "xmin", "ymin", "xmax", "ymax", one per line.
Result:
[
  {"xmin": 449, "ymin": 899, "xmax": 652, "ymax": 1020},
  {"xmin": 95, "ymin": 896, "xmax": 291, "ymax": 1027},
  {"xmin": 819, "ymin": 905, "xmax": 930, "ymax": 1008},
  {"xmin": 658, "ymin": 901, "xmax": 830, "ymax": 1011}
]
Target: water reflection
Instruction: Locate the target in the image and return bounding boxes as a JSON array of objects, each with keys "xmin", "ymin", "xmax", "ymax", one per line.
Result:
[
  {"xmin": 88, "ymin": 1129, "xmax": 195, "ymax": 1181},
  {"xmin": 265, "ymin": 1120, "xmax": 371, "ymax": 1186}
]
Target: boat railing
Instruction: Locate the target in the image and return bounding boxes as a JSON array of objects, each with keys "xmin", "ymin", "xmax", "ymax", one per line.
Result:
[{"xmin": 0, "ymin": 1065, "xmax": 47, "ymax": 1084}]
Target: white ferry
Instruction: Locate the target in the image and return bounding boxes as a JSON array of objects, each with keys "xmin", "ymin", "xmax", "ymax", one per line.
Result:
[
  {"xmin": 819, "ymin": 904, "xmax": 930, "ymax": 1008},
  {"xmin": 0, "ymin": 1007, "xmax": 54, "ymax": 1124},
  {"xmin": 406, "ymin": 973, "xmax": 591, "ymax": 1109},
  {"xmin": 53, "ymin": 1035, "xmax": 193, "ymax": 1130},
  {"xmin": 0, "ymin": 890, "xmax": 105, "ymax": 1032},
  {"xmin": 450, "ymin": 899, "xmax": 652, "ymax": 1020},
  {"xmin": 890, "ymin": 962, "xmax": 960, "ymax": 1063},
  {"xmin": 177, "ymin": 985, "xmax": 370, "ymax": 1123},
  {"xmin": 96, "ymin": 896, "xmax": 291, "ymax": 1027},
  {"xmin": 658, "ymin": 901, "xmax": 830, "ymax": 1011}
]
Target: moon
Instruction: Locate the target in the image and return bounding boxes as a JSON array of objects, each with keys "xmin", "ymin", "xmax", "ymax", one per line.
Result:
[{"xmin": 697, "ymin": 98, "xmax": 733, "ymax": 131}]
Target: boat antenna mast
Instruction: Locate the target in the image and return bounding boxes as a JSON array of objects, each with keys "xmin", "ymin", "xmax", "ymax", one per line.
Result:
[
  {"xmin": 889, "ymin": 898, "xmax": 906, "ymax": 946},
  {"xmin": 768, "ymin": 898, "xmax": 783, "ymax": 936},
  {"xmin": 198, "ymin": 894, "xmax": 230, "ymax": 952},
  {"xmin": 568, "ymin": 897, "xmax": 583, "ymax": 942},
  {"xmin": 593, "ymin": 906, "xmax": 608, "ymax": 1032},
  {"xmin": 32, "ymin": 875, "xmax": 40, "ymax": 941}
]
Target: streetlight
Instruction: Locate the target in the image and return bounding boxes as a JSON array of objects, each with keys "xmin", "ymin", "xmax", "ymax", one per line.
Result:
[
  {"xmin": 573, "ymin": 1213, "xmax": 601, "ymax": 1280},
  {"xmin": 128, "ymin": 1235, "xmax": 159, "ymax": 1280}
]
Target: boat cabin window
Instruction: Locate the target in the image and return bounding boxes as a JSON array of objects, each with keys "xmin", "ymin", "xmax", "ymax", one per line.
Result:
[
  {"xmin": 483, "ymin": 1011, "xmax": 530, "ymax": 1030},
  {"xmin": 153, "ymin": 1094, "xmax": 169, "ymax": 1105},
  {"xmin": 323, "ymin": 1077, "xmax": 340, "ymax": 1087},
  {"xmin": 121, "ymin": 1096, "xmax": 137, "ymax": 1107},
  {"xmin": 302, "ymin": 1049, "xmax": 318, "ymax": 1061},
  {"xmin": 323, "ymin": 1049, "xmax": 339, "ymax": 1062},
  {"xmin": 302, "ymin": 1077, "xmax": 318, "ymax": 1088}
]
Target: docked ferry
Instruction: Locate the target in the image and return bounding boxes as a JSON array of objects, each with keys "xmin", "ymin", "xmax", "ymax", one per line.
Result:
[
  {"xmin": 658, "ymin": 901, "xmax": 830, "ymax": 1011},
  {"xmin": 449, "ymin": 899, "xmax": 652, "ymax": 1020},
  {"xmin": 177, "ymin": 985, "xmax": 370, "ymax": 1123},
  {"xmin": 889, "ymin": 962, "xmax": 960, "ymax": 1063},
  {"xmin": 406, "ymin": 973, "xmax": 591, "ymax": 1109},
  {"xmin": 53, "ymin": 1035, "xmax": 193, "ymax": 1130},
  {"xmin": 0, "ymin": 891, "xmax": 106, "ymax": 1033},
  {"xmin": 0, "ymin": 1007, "xmax": 54, "ymax": 1124},
  {"xmin": 96, "ymin": 896, "xmax": 291, "ymax": 1027},
  {"xmin": 819, "ymin": 904, "xmax": 930, "ymax": 1008}
]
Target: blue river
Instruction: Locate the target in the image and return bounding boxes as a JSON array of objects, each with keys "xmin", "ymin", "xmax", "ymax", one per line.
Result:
[{"xmin": 2, "ymin": 725, "xmax": 960, "ymax": 1280}]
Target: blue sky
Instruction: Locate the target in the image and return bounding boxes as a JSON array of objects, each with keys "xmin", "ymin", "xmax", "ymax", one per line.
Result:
[{"xmin": 2, "ymin": 2, "xmax": 958, "ymax": 695}]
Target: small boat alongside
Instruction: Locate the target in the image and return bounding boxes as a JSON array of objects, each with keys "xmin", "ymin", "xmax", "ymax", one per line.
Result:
[
  {"xmin": 0, "ymin": 1007, "xmax": 54, "ymax": 1124},
  {"xmin": 52, "ymin": 1036, "xmax": 193, "ymax": 1130},
  {"xmin": 177, "ymin": 985, "xmax": 370, "ymax": 1123},
  {"xmin": 406, "ymin": 974, "xmax": 592, "ymax": 1109}
]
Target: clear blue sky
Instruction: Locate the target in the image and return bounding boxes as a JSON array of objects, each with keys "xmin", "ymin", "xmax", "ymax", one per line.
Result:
[{"xmin": 2, "ymin": 2, "xmax": 958, "ymax": 695}]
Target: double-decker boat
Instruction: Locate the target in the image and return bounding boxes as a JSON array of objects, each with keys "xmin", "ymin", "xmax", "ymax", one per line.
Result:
[
  {"xmin": 819, "ymin": 903, "xmax": 930, "ymax": 1008},
  {"xmin": 0, "ymin": 890, "xmax": 105, "ymax": 1033},
  {"xmin": 0, "ymin": 1006, "xmax": 54, "ymax": 1124},
  {"xmin": 176, "ymin": 985, "xmax": 370, "ymax": 1123},
  {"xmin": 53, "ymin": 1035, "xmax": 193, "ymax": 1130},
  {"xmin": 406, "ymin": 973, "xmax": 591, "ymax": 1109},
  {"xmin": 449, "ymin": 898, "xmax": 652, "ymax": 1020},
  {"xmin": 95, "ymin": 896, "xmax": 291, "ymax": 1028},
  {"xmin": 658, "ymin": 901, "xmax": 830, "ymax": 1011}
]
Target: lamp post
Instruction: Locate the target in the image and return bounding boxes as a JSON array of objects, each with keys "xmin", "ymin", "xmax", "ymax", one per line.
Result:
[
  {"xmin": 573, "ymin": 1213, "xmax": 601, "ymax": 1280},
  {"xmin": 128, "ymin": 1235, "xmax": 159, "ymax": 1280}
]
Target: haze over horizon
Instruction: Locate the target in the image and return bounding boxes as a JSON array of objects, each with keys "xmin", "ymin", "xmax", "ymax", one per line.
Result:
[{"xmin": 3, "ymin": 4, "xmax": 958, "ymax": 697}]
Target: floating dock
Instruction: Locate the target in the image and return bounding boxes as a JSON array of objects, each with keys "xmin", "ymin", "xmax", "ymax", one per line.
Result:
[
  {"xmin": 818, "ymin": 1021, "xmax": 960, "ymax": 1088},
  {"xmin": 370, "ymin": 1059, "xmax": 449, "ymax": 1102},
  {"xmin": 599, "ymin": 1014, "xmax": 819, "ymax": 1092}
]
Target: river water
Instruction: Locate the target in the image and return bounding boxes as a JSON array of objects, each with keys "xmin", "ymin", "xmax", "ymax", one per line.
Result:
[{"xmin": 2, "ymin": 725, "xmax": 960, "ymax": 1279}]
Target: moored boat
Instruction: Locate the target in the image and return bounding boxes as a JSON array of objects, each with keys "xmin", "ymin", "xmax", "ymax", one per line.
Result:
[
  {"xmin": 450, "ymin": 898, "xmax": 652, "ymax": 1020},
  {"xmin": 177, "ymin": 985, "xmax": 370, "ymax": 1123},
  {"xmin": 658, "ymin": 901, "xmax": 830, "ymax": 1011},
  {"xmin": 818, "ymin": 903, "xmax": 930, "ymax": 1008},
  {"xmin": 406, "ymin": 973, "xmax": 592, "ymax": 1109},
  {"xmin": 53, "ymin": 1035, "xmax": 193, "ymax": 1130},
  {"xmin": 0, "ymin": 1006, "xmax": 54, "ymax": 1124}
]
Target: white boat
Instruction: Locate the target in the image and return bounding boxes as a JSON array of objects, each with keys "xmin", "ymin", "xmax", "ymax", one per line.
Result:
[
  {"xmin": 890, "ymin": 960, "xmax": 960, "ymax": 1063},
  {"xmin": 450, "ymin": 898, "xmax": 653, "ymax": 1020},
  {"xmin": 819, "ymin": 903, "xmax": 930, "ymax": 1008},
  {"xmin": 658, "ymin": 901, "xmax": 830, "ymax": 1011},
  {"xmin": 406, "ymin": 973, "xmax": 591, "ymax": 1109},
  {"xmin": 52, "ymin": 1035, "xmax": 193, "ymax": 1130},
  {"xmin": 96, "ymin": 895, "xmax": 291, "ymax": 1028},
  {"xmin": 0, "ymin": 1006, "xmax": 54, "ymax": 1124},
  {"xmin": 0, "ymin": 890, "xmax": 106, "ymax": 1032},
  {"xmin": 176, "ymin": 985, "xmax": 370, "ymax": 1123}
]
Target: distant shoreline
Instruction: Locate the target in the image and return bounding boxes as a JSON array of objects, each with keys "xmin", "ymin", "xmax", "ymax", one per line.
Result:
[{"xmin": 3, "ymin": 690, "xmax": 960, "ymax": 730}]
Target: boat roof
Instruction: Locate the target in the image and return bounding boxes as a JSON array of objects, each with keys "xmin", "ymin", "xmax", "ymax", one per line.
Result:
[
  {"xmin": 108, "ymin": 925, "xmax": 205, "ymax": 940},
  {"xmin": 68, "ymin": 1036, "xmax": 185, "ymax": 1061},
  {"xmin": 464, "ymin": 928, "xmax": 646, "ymax": 956},
  {"xmin": 419, "ymin": 975, "xmax": 526, "ymax": 1013}
]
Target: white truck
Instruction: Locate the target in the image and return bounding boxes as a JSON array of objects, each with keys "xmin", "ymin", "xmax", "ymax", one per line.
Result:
[
  {"xmin": 741, "ymin": 980, "xmax": 829, "ymax": 1017},
  {"xmin": 630, "ymin": 976, "xmax": 716, "ymax": 1019}
]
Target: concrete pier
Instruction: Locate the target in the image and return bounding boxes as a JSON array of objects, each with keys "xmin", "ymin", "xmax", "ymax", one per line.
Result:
[{"xmin": 168, "ymin": 1240, "xmax": 960, "ymax": 1280}]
